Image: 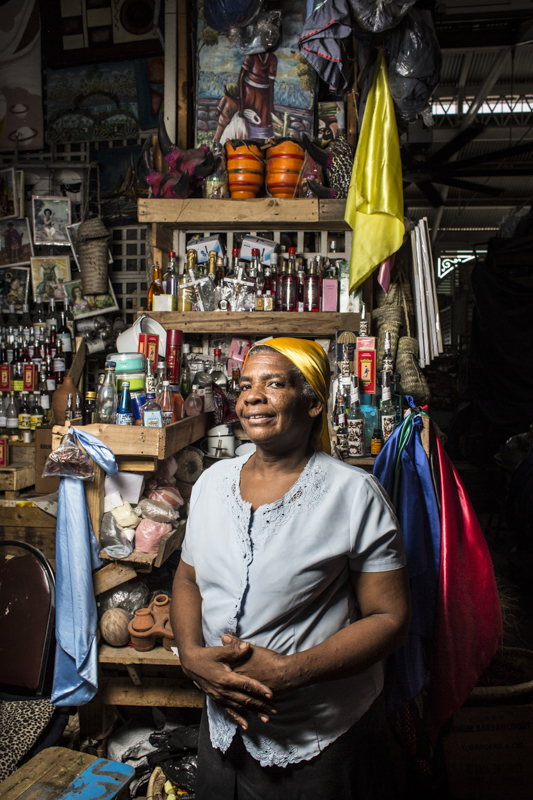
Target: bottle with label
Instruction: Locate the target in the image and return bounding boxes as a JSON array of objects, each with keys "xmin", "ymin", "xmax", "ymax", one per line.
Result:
[
  {"xmin": 379, "ymin": 371, "xmax": 396, "ymax": 443},
  {"xmin": 57, "ymin": 311, "xmax": 73, "ymax": 370},
  {"xmin": 340, "ymin": 344, "xmax": 352, "ymax": 379},
  {"xmin": 166, "ymin": 329, "xmax": 182, "ymax": 385},
  {"xmin": 18, "ymin": 392, "xmax": 31, "ymax": 432},
  {"xmin": 359, "ymin": 302, "xmax": 369, "ymax": 336},
  {"xmin": 13, "ymin": 361, "xmax": 23, "ymax": 393},
  {"xmin": 33, "ymin": 297, "xmax": 46, "ymax": 334},
  {"xmin": 268, "ymin": 253, "xmax": 278, "ymax": 300},
  {"xmin": 207, "ymin": 250, "xmax": 217, "ymax": 285},
  {"xmin": 183, "ymin": 385, "xmax": 203, "ymax": 417},
  {"xmin": 177, "ymin": 251, "xmax": 194, "ymax": 312},
  {"xmin": 180, "ymin": 344, "xmax": 191, "ymax": 399},
  {"xmin": 275, "ymin": 258, "xmax": 286, "ymax": 311},
  {"xmin": 255, "ymin": 288, "xmax": 264, "ymax": 312},
  {"xmin": 210, "ymin": 348, "xmax": 228, "ymax": 390},
  {"xmin": 304, "ymin": 261, "xmax": 321, "ymax": 312},
  {"xmin": 6, "ymin": 390, "xmax": 18, "ymax": 432},
  {"xmin": 297, "ymin": 269, "xmax": 305, "ymax": 312},
  {"xmin": 97, "ymin": 361, "xmax": 118, "ymax": 423},
  {"xmin": 75, "ymin": 393, "xmax": 82, "ymax": 419},
  {"xmin": 370, "ymin": 428, "xmax": 383, "ymax": 455},
  {"xmin": 215, "ymin": 256, "xmax": 225, "ymax": 287},
  {"xmin": 382, "ymin": 330, "xmax": 394, "ymax": 376},
  {"xmin": 54, "ymin": 341, "xmax": 66, "ymax": 386},
  {"xmin": 63, "ymin": 297, "xmax": 74, "ymax": 340},
  {"xmin": 347, "ymin": 378, "xmax": 365, "ymax": 457},
  {"xmin": 30, "ymin": 392, "xmax": 44, "ymax": 430},
  {"xmin": 82, "ymin": 391, "xmax": 97, "ymax": 425},
  {"xmin": 192, "ymin": 360, "xmax": 214, "ymax": 412},
  {"xmin": 148, "ymin": 262, "xmax": 163, "ymax": 310},
  {"xmin": 171, "ymin": 387, "xmax": 184, "ymax": 422},
  {"xmin": 21, "ymin": 304, "xmax": 32, "ymax": 340},
  {"xmin": 156, "ymin": 363, "xmax": 166, "ymax": 396},
  {"xmin": 46, "ymin": 298, "xmax": 60, "ymax": 337},
  {"xmin": 141, "ymin": 393, "xmax": 162, "ymax": 427},
  {"xmin": 116, "ymin": 383, "xmax": 134, "ymax": 425},
  {"xmin": 0, "ymin": 391, "xmax": 6, "ymax": 431},
  {"xmin": 263, "ymin": 289, "xmax": 274, "ymax": 312},
  {"xmin": 282, "ymin": 253, "xmax": 297, "ymax": 312},
  {"xmin": 39, "ymin": 370, "xmax": 51, "ymax": 423},
  {"xmin": 164, "ymin": 251, "xmax": 179, "ymax": 298},
  {"xmin": 145, "ymin": 357, "xmax": 157, "ymax": 395},
  {"xmin": 157, "ymin": 381, "xmax": 173, "ymax": 426},
  {"xmin": 64, "ymin": 393, "xmax": 74, "ymax": 422},
  {"xmin": 334, "ymin": 391, "xmax": 349, "ymax": 457}
]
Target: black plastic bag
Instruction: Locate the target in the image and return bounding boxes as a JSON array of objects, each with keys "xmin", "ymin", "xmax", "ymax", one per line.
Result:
[{"xmin": 348, "ymin": 0, "xmax": 416, "ymax": 33}]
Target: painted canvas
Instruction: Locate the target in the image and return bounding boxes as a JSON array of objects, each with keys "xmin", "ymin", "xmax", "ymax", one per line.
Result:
[
  {"xmin": 0, "ymin": 265, "xmax": 30, "ymax": 311},
  {"xmin": 0, "ymin": 0, "xmax": 43, "ymax": 151},
  {"xmin": 195, "ymin": 0, "xmax": 315, "ymax": 148},
  {"xmin": 0, "ymin": 168, "xmax": 16, "ymax": 220},
  {"xmin": 46, "ymin": 61, "xmax": 139, "ymax": 143},
  {"xmin": 0, "ymin": 218, "xmax": 33, "ymax": 266},
  {"xmin": 64, "ymin": 278, "xmax": 118, "ymax": 319},
  {"xmin": 31, "ymin": 256, "xmax": 71, "ymax": 302}
]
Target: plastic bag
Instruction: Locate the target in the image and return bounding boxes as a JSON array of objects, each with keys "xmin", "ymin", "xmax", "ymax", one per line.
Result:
[
  {"xmin": 232, "ymin": 11, "xmax": 281, "ymax": 55},
  {"xmin": 155, "ymin": 455, "xmax": 178, "ymax": 484},
  {"xmin": 299, "ymin": 153, "xmax": 325, "ymax": 199},
  {"xmin": 100, "ymin": 512, "xmax": 133, "ymax": 558},
  {"xmin": 42, "ymin": 431, "xmax": 94, "ymax": 480},
  {"xmin": 135, "ymin": 519, "xmax": 172, "ymax": 554},
  {"xmin": 348, "ymin": 0, "xmax": 416, "ymax": 33},
  {"xmin": 98, "ymin": 578, "xmax": 150, "ymax": 616},
  {"xmin": 111, "ymin": 499, "xmax": 141, "ymax": 529},
  {"xmin": 386, "ymin": 10, "xmax": 442, "ymax": 121},
  {"xmin": 135, "ymin": 498, "xmax": 179, "ymax": 524},
  {"xmin": 146, "ymin": 481, "xmax": 184, "ymax": 509}
]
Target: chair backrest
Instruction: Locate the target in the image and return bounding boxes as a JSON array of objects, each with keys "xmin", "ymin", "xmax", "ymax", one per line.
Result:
[{"xmin": 0, "ymin": 541, "xmax": 56, "ymax": 696}]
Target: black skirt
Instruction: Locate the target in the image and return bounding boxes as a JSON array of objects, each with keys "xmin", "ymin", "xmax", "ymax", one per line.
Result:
[{"xmin": 195, "ymin": 693, "xmax": 396, "ymax": 800}]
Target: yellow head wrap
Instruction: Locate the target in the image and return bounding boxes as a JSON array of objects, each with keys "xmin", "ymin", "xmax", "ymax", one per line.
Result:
[{"xmin": 245, "ymin": 338, "xmax": 331, "ymax": 454}]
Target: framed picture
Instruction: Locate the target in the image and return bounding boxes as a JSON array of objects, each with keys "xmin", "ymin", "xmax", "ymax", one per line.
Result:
[
  {"xmin": 16, "ymin": 171, "xmax": 24, "ymax": 218},
  {"xmin": 31, "ymin": 256, "xmax": 71, "ymax": 302},
  {"xmin": 64, "ymin": 278, "xmax": 118, "ymax": 319},
  {"xmin": 0, "ymin": 168, "xmax": 17, "ymax": 220},
  {"xmin": 32, "ymin": 196, "xmax": 71, "ymax": 246},
  {"xmin": 0, "ymin": 265, "xmax": 30, "ymax": 311},
  {"xmin": 0, "ymin": 218, "xmax": 34, "ymax": 266}
]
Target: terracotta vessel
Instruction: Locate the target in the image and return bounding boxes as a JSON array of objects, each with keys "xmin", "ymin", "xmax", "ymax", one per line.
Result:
[
  {"xmin": 266, "ymin": 139, "xmax": 305, "ymax": 198},
  {"xmin": 128, "ymin": 594, "xmax": 176, "ymax": 652},
  {"xmin": 51, "ymin": 376, "xmax": 81, "ymax": 425},
  {"xmin": 225, "ymin": 140, "xmax": 264, "ymax": 199}
]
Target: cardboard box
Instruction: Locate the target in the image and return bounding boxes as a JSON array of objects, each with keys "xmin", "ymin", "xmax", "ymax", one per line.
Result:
[
  {"xmin": 34, "ymin": 427, "xmax": 59, "ymax": 494},
  {"xmin": 138, "ymin": 333, "xmax": 159, "ymax": 369},
  {"xmin": 239, "ymin": 235, "xmax": 276, "ymax": 265},
  {"xmin": 0, "ymin": 364, "xmax": 11, "ymax": 392},
  {"xmin": 0, "ymin": 437, "xmax": 9, "ymax": 466},
  {"xmin": 357, "ymin": 349, "xmax": 376, "ymax": 394},
  {"xmin": 23, "ymin": 364, "xmax": 37, "ymax": 392},
  {"xmin": 442, "ymin": 704, "xmax": 533, "ymax": 800},
  {"xmin": 186, "ymin": 235, "xmax": 223, "ymax": 263}
]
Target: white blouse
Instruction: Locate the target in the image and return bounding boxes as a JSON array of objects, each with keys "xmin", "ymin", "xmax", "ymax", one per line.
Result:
[{"xmin": 181, "ymin": 449, "xmax": 406, "ymax": 767}]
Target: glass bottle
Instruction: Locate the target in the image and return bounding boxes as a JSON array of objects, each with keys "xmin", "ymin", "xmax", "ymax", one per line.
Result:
[
  {"xmin": 12, "ymin": 361, "xmax": 23, "ymax": 393},
  {"xmin": 164, "ymin": 251, "xmax": 178, "ymax": 298},
  {"xmin": 334, "ymin": 391, "xmax": 349, "ymax": 457},
  {"xmin": 340, "ymin": 344, "xmax": 351, "ymax": 379},
  {"xmin": 156, "ymin": 362, "xmax": 166, "ymax": 396},
  {"xmin": 6, "ymin": 390, "xmax": 18, "ymax": 432},
  {"xmin": 207, "ymin": 250, "xmax": 217, "ymax": 284},
  {"xmin": 21, "ymin": 304, "xmax": 32, "ymax": 340},
  {"xmin": 297, "ymin": 268, "xmax": 305, "ymax": 312},
  {"xmin": 171, "ymin": 387, "xmax": 184, "ymax": 422},
  {"xmin": 148, "ymin": 262, "xmax": 163, "ymax": 310},
  {"xmin": 379, "ymin": 371, "xmax": 396, "ymax": 443},
  {"xmin": 304, "ymin": 261, "xmax": 321, "ymax": 312},
  {"xmin": 58, "ymin": 311, "xmax": 73, "ymax": 370},
  {"xmin": 215, "ymin": 256, "xmax": 225, "ymax": 287},
  {"xmin": 64, "ymin": 393, "xmax": 74, "ymax": 422},
  {"xmin": 46, "ymin": 298, "xmax": 60, "ymax": 337},
  {"xmin": 268, "ymin": 253, "xmax": 278, "ymax": 300},
  {"xmin": 282, "ymin": 256, "xmax": 297, "ymax": 312},
  {"xmin": 359, "ymin": 302, "xmax": 369, "ymax": 336},
  {"xmin": 347, "ymin": 377, "xmax": 365, "ymax": 457},
  {"xmin": 203, "ymin": 142, "xmax": 229, "ymax": 198},
  {"xmin": 0, "ymin": 391, "xmax": 6, "ymax": 432},
  {"xmin": 192, "ymin": 360, "xmax": 214, "ymax": 412},
  {"xmin": 382, "ymin": 331, "xmax": 394, "ymax": 376},
  {"xmin": 275, "ymin": 258, "xmax": 286, "ymax": 311},
  {"xmin": 255, "ymin": 288, "xmax": 264, "ymax": 312},
  {"xmin": 63, "ymin": 297, "xmax": 74, "ymax": 340},
  {"xmin": 116, "ymin": 382, "xmax": 133, "ymax": 425},
  {"xmin": 7, "ymin": 304, "xmax": 18, "ymax": 329},
  {"xmin": 33, "ymin": 297, "xmax": 46, "ymax": 334},
  {"xmin": 178, "ymin": 250, "xmax": 195, "ymax": 312},
  {"xmin": 370, "ymin": 427, "xmax": 383, "ymax": 456},
  {"xmin": 210, "ymin": 348, "xmax": 228, "ymax": 390},
  {"xmin": 231, "ymin": 368, "xmax": 241, "ymax": 393},
  {"xmin": 183, "ymin": 385, "xmax": 203, "ymax": 417},
  {"xmin": 97, "ymin": 361, "xmax": 118, "ymax": 424},
  {"xmin": 82, "ymin": 391, "xmax": 97, "ymax": 425},
  {"xmin": 145, "ymin": 356, "xmax": 157, "ymax": 395},
  {"xmin": 263, "ymin": 289, "xmax": 274, "ymax": 312},
  {"xmin": 30, "ymin": 392, "xmax": 44, "ymax": 430},
  {"xmin": 75, "ymin": 393, "xmax": 82, "ymax": 419},
  {"xmin": 180, "ymin": 344, "xmax": 192, "ymax": 399},
  {"xmin": 54, "ymin": 341, "xmax": 65, "ymax": 386},
  {"xmin": 39, "ymin": 370, "xmax": 51, "ymax": 423},
  {"xmin": 18, "ymin": 391, "xmax": 31, "ymax": 433},
  {"xmin": 157, "ymin": 380, "xmax": 173, "ymax": 427},
  {"xmin": 141, "ymin": 393, "xmax": 162, "ymax": 427}
]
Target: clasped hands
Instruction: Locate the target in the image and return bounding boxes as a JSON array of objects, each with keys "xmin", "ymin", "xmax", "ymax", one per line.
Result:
[{"xmin": 181, "ymin": 633, "xmax": 291, "ymax": 731}]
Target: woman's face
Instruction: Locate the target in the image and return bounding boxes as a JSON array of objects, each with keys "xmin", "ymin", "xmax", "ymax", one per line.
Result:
[{"xmin": 236, "ymin": 350, "xmax": 322, "ymax": 453}]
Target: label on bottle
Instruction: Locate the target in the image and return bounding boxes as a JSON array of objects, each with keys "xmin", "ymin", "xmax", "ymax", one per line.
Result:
[
  {"xmin": 143, "ymin": 409, "xmax": 162, "ymax": 428},
  {"xmin": 348, "ymin": 419, "xmax": 365, "ymax": 456},
  {"xmin": 18, "ymin": 412, "xmax": 30, "ymax": 429},
  {"xmin": 40, "ymin": 393, "xmax": 50, "ymax": 409},
  {"xmin": 382, "ymin": 387, "xmax": 392, "ymax": 402},
  {"xmin": 162, "ymin": 410, "xmax": 173, "ymax": 427},
  {"xmin": 166, "ymin": 344, "xmax": 181, "ymax": 385},
  {"xmin": 282, "ymin": 279, "xmax": 297, "ymax": 312},
  {"xmin": 263, "ymin": 295, "xmax": 273, "ymax": 312},
  {"xmin": 116, "ymin": 412, "xmax": 134, "ymax": 425},
  {"xmin": 0, "ymin": 414, "xmax": 6, "ymax": 427},
  {"xmin": 30, "ymin": 414, "xmax": 43, "ymax": 429},
  {"xmin": 6, "ymin": 417, "xmax": 18, "ymax": 429},
  {"xmin": 198, "ymin": 384, "xmax": 214, "ymax": 412},
  {"xmin": 13, "ymin": 379, "xmax": 23, "ymax": 392},
  {"xmin": 47, "ymin": 378, "xmax": 56, "ymax": 392},
  {"xmin": 297, "ymin": 300, "xmax": 304, "ymax": 312},
  {"xmin": 58, "ymin": 333, "xmax": 72, "ymax": 352},
  {"xmin": 33, "ymin": 322, "xmax": 46, "ymax": 331},
  {"xmin": 255, "ymin": 295, "xmax": 264, "ymax": 312},
  {"xmin": 304, "ymin": 279, "xmax": 320, "ymax": 312},
  {"xmin": 337, "ymin": 430, "xmax": 349, "ymax": 455},
  {"xmin": 53, "ymin": 358, "xmax": 66, "ymax": 373},
  {"xmin": 341, "ymin": 360, "xmax": 350, "ymax": 378},
  {"xmin": 359, "ymin": 320, "xmax": 369, "ymax": 336},
  {"xmin": 381, "ymin": 414, "xmax": 395, "ymax": 442},
  {"xmin": 370, "ymin": 437, "xmax": 383, "ymax": 456}
]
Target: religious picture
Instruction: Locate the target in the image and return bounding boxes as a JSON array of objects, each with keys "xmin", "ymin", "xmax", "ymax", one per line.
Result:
[
  {"xmin": 0, "ymin": 265, "xmax": 30, "ymax": 311},
  {"xmin": 0, "ymin": 218, "xmax": 33, "ymax": 266},
  {"xmin": 64, "ymin": 279, "xmax": 118, "ymax": 319},
  {"xmin": 0, "ymin": 168, "xmax": 17, "ymax": 220},
  {"xmin": 32, "ymin": 196, "xmax": 71, "ymax": 246},
  {"xmin": 195, "ymin": 0, "xmax": 314, "ymax": 147},
  {"xmin": 31, "ymin": 255, "xmax": 71, "ymax": 302}
]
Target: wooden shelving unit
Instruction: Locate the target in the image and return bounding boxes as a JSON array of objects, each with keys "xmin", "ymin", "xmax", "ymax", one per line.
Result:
[{"xmin": 142, "ymin": 310, "xmax": 364, "ymax": 335}]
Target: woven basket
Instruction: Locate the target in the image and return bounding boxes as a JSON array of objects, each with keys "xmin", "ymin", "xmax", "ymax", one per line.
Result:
[
  {"xmin": 78, "ymin": 218, "xmax": 109, "ymax": 295},
  {"xmin": 371, "ymin": 305, "xmax": 405, "ymax": 371},
  {"xmin": 395, "ymin": 336, "xmax": 430, "ymax": 405},
  {"xmin": 470, "ymin": 647, "xmax": 533, "ymax": 700}
]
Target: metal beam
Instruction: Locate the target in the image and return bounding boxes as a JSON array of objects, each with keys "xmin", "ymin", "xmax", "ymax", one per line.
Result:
[{"xmin": 457, "ymin": 50, "xmax": 474, "ymax": 117}]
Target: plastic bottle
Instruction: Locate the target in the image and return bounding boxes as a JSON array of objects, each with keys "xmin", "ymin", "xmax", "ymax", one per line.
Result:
[{"xmin": 141, "ymin": 393, "xmax": 162, "ymax": 427}]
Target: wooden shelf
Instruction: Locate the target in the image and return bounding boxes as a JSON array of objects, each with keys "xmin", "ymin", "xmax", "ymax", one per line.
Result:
[
  {"xmin": 67, "ymin": 413, "xmax": 209, "ymax": 460},
  {"xmin": 138, "ymin": 198, "xmax": 349, "ymax": 231},
  {"xmin": 99, "ymin": 643, "xmax": 180, "ymax": 665},
  {"xmin": 141, "ymin": 311, "xmax": 363, "ymax": 335},
  {"xmin": 0, "ymin": 463, "xmax": 35, "ymax": 492},
  {"xmin": 99, "ymin": 522, "xmax": 185, "ymax": 572}
]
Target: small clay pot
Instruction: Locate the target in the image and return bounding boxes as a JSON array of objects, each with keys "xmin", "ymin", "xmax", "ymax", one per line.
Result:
[
  {"xmin": 127, "ymin": 595, "xmax": 176, "ymax": 652},
  {"xmin": 131, "ymin": 608, "xmax": 154, "ymax": 632}
]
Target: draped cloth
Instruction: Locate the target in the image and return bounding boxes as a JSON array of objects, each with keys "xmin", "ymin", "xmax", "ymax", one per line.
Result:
[
  {"xmin": 51, "ymin": 429, "xmax": 118, "ymax": 706},
  {"xmin": 345, "ymin": 48, "xmax": 404, "ymax": 291},
  {"xmin": 245, "ymin": 338, "xmax": 331, "ymax": 454}
]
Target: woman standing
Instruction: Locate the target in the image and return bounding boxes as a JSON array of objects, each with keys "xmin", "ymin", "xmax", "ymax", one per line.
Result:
[{"xmin": 171, "ymin": 338, "xmax": 410, "ymax": 799}]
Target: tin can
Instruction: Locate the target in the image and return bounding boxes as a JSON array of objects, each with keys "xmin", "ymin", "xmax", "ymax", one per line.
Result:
[{"xmin": 131, "ymin": 390, "xmax": 147, "ymax": 422}]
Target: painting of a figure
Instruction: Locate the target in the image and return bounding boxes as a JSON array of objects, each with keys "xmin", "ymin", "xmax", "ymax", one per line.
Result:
[
  {"xmin": 0, "ymin": 218, "xmax": 33, "ymax": 266},
  {"xmin": 196, "ymin": 0, "xmax": 315, "ymax": 148}
]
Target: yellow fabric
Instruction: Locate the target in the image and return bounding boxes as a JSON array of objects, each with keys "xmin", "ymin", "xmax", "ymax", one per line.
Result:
[
  {"xmin": 246, "ymin": 338, "xmax": 331, "ymax": 454},
  {"xmin": 345, "ymin": 48, "xmax": 405, "ymax": 292}
]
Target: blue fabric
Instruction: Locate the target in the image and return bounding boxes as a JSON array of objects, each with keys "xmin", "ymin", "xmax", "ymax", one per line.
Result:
[
  {"xmin": 51, "ymin": 430, "xmax": 117, "ymax": 706},
  {"xmin": 373, "ymin": 413, "xmax": 441, "ymax": 710}
]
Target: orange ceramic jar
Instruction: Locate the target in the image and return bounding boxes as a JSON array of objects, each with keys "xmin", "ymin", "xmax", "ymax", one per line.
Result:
[
  {"xmin": 266, "ymin": 139, "xmax": 306, "ymax": 198},
  {"xmin": 225, "ymin": 140, "xmax": 265, "ymax": 199}
]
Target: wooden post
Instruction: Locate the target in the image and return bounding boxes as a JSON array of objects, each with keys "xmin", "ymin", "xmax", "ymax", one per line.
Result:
[
  {"xmin": 85, "ymin": 460, "xmax": 105, "ymax": 546},
  {"xmin": 176, "ymin": 0, "xmax": 189, "ymax": 149}
]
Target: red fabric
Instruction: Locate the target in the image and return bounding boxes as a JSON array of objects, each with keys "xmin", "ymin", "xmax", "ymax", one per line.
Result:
[{"xmin": 425, "ymin": 435, "xmax": 502, "ymax": 741}]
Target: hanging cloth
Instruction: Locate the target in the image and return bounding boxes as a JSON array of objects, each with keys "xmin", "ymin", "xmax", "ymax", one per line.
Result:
[
  {"xmin": 298, "ymin": 0, "xmax": 354, "ymax": 92},
  {"xmin": 345, "ymin": 48, "xmax": 404, "ymax": 291},
  {"xmin": 51, "ymin": 429, "xmax": 118, "ymax": 706},
  {"xmin": 373, "ymin": 408, "xmax": 441, "ymax": 711}
]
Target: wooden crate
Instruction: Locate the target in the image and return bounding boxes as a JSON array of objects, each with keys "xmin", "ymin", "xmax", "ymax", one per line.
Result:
[
  {"xmin": 0, "ymin": 505, "xmax": 57, "ymax": 564},
  {"xmin": 0, "ymin": 463, "xmax": 36, "ymax": 493}
]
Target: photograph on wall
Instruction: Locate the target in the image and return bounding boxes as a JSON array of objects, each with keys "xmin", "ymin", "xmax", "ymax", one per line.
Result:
[
  {"xmin": 46, "ymin": 61, "xmax": 140, "ymax": 143},
  {"xmin": 0, "ymin": 218, "xmax": 33, "ymax": 266},
  {"xmin": 63, "ymin": 278, "xmax": 118, "ymax": 319},
  {"xmin": 32, "ymin": 196, "xmax": 71, "ymax": 245},
  {"xmin": 31, "ymin": 255, "xmax": 71, "ymax": 302},
  {"xmin": 0, "ymin": 265, "xmax": 30, "ymax": 311},
  {"xmin": 195, "ymin": 0, "xmax": 315, "ymax": 148},
  {"xmin": 0, "ymin": 168, "xmax": 17, "ymax": 220},
  {"xmin": 24, "ymin": 168, "xmax": 84, "ymax": 222},
  {"xmin": 0, "ymin": 0, "xmax": 44, "ymax": 151}
]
